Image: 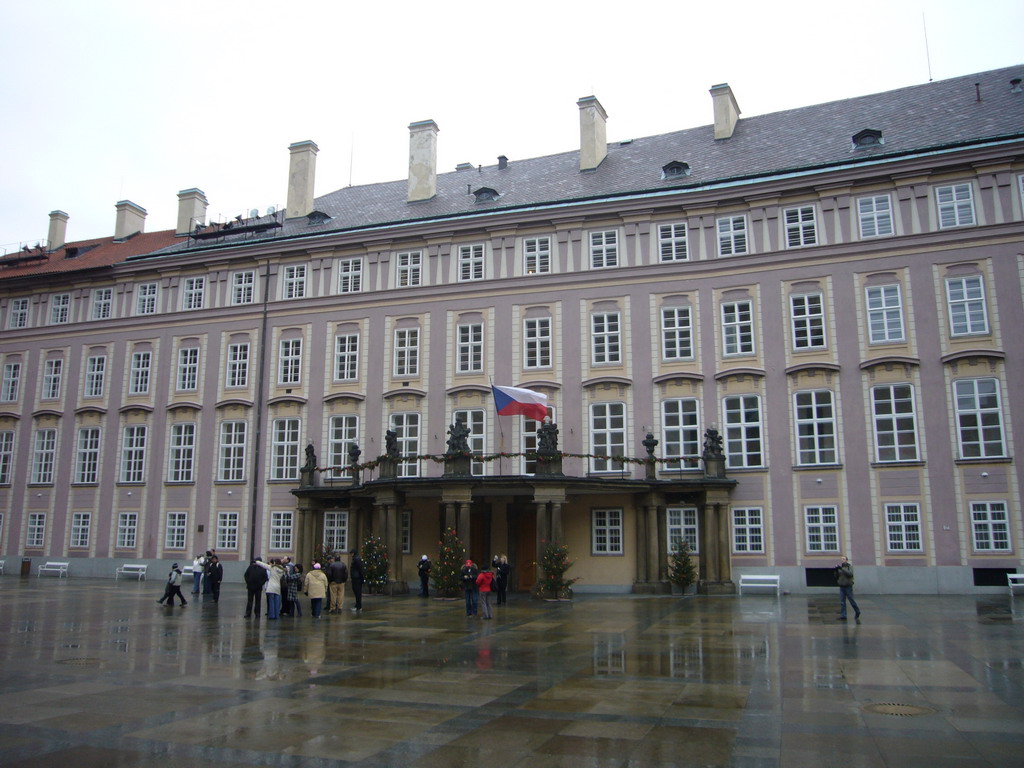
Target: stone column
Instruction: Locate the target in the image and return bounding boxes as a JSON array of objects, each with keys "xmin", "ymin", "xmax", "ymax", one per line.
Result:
[
  {"xmin": 648, "ymin": 504, "xmax": 661, "ymax": 584},
  {"xmin": 443, "ymin": 502, "xmax": 457, "ymax": 532},
  {"xmin": 634, "ymin": 505, "xmax": 649, "ymax": 584},
  {"xmin": 535, "ymin": 501, "xmax": 550, "ymax": 586},
  {"xmin": 550, "ymin": 502, "xmax": 563, "ymax": 544}
]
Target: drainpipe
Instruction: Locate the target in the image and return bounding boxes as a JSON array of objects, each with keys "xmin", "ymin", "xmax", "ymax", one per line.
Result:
[{"xmin": 248, "ymin": 259, "xmax": 273, "ymax": 561}]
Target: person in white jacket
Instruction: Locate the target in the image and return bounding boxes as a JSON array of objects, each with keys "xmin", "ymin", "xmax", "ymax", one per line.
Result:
[{"xmin": 257, "ymin": 558, "xmax": 286, "ymax": 619}]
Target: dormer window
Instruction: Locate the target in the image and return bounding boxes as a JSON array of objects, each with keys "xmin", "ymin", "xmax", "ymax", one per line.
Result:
[
  {"xmin": 473, "ymin": 187, "xmax": 500, "ymax": 203},
  {"xmin": 662, "ymin": 161, "xmax": 691, "ymax": 180},
  {"xmin": 306, "ymin": 210, "xmax": 332, "ymax": 226},
  {"xmin": 852, "ymin": 129, "xmax": 883, "ymax": 149}
]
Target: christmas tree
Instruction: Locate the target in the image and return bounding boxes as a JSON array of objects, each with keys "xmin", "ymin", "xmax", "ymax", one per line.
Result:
[
  {"xmin": 434, "ymin": 527, "xmax": 465, "ymax": 597},
  {"xmin": 667, "ymin": 538, "xmax": 696, "ymax": 594},
  {"xmin": 360, "ymin": 536, "xmax": 389, "ymax": 593},
  {"xmin": 535, "ymin": 541, "xmax": 578, "ymax": 599}
]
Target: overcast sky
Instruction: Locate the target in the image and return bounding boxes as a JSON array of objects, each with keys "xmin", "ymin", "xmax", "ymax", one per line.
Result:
[{"xmin": 1, "ymin": 0, "xmax": 1021, "ymax": 248}]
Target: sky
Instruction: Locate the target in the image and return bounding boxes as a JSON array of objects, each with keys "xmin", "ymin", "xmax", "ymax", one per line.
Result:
[{"xmin": 1, "ymin": 0, "xmax": 1022, "ymax": 248}]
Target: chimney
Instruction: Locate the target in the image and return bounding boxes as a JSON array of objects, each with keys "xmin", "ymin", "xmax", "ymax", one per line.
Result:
[
  {"xmin": 286, "ymin": 140, "xmax": 319, "ymax": 218},
  {"xmin": 176, "ymin": 188, "xmax": 208, "ymax": 235},
  {"xmin": 47, "ymin": 210, "xmax": 69, "ymax": 251},
  {"xmin": 407, "ymin": 120, "xmax": 439, "ymax": 202},
  {"xmin": 577, "ymin": 96, "xmax": 608, "ymax": 171},
  {"xmin": 710, "ymin": 83, "xmax": 741, "ymax": 139},
  {"xmin": 114, "ymin": 200, "xmax": 147, "ymax": 240},
  {"xmin": 497, "ymin": 155, "xmax": 508, "ymax": 170}
]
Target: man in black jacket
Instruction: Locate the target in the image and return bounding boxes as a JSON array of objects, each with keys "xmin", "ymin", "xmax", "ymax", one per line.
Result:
[
  {"xmin": 244, "ymin": 557, "xmax": 268, "ymax": 618},
  {"xmin": 417, "ymin": 555, "xmax": 432, "ymax": 598},
  {"xmin": 327, "ymin": 556, "xmax": 349, "ymax": 614},
  {"xmin": 207, "ymin": 554, "xmax": 224, "ymax": 603}
]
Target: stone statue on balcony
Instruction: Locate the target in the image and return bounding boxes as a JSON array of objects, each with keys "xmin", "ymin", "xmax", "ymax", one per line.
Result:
[
  {"xmin": 385, "ymin": 429, "xmax": 399, "ymax": 458},
  {"xmin": 537, "ymin": 419, "xmax": 559, "ymax": 454},
  {"xmin": 446, "ymin": 421, "xmax": 471, "ymax": 455},
  {"xmin": 301, "ymin": 443, "xmax": 318, "ymax": 473}
]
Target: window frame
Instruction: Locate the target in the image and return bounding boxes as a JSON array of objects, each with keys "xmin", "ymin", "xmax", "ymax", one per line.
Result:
[
  {"xmin": 116, "ymin": 511, "xmax": 138, "ymax": 549},
  {"xmin": 278, "ymin": 338, "xmax": 303, "ymax": 385},
  {"xmin": 217, "ymin": 511, "xmax": 239, "ymax": 551},
  {"xmin": 167, "ymin": 422, "xmax": 196, "ymax": 483},
  {"xmin": 84, "ymin": 354, "xmax": 106, "ymax": 398},
  {"xmin": 936, "ymin": 182, "xmax": 976, "ymax": 229},
  {"xmin": 661, "ymin": 306, "xmax": 694, "ymax": 361},
  {"xmin": 390, "ymin": 412, "xmax": 421, "ymax": 478},
  {"xmin": 7, "ymin": 297, "xmax": 29, "ymax": 329},
  {"xmin": 333, "ymin": 333, "xmax": 360, "ymax": 381},
  {"xmin": 662, "ymin": 398, "xmax": 700, "ymax": 470},
  {"xmin": 226, "ymin": 342, "xmax": 250, "ymax": 389},
  {"xmin": 176, "ymin": 347, "xmax": 200, "ymax": 392},
  {"xmin": 732, "ymin": 507, "xmax": 764, "ymax": 553},
  {"xmin": 805, "ymin": 505, "xmax": 840, "ymax": 553},
  {"xmin": 26, "ymin": 511, "xmax": 46, "ymax": 549},
  {"xmin": 591, "ymin": 312, "xmax": 622, "ymax": 365},
  {"xmin": 721, "ymin": 299, "xmax": 755, "ymax": 356},
  {"xmin": 396, "ymin": 250, "xmax": 422, "ymax": 288},
  {"xmin": 589, "ymin": 230, "xmax": 619, "ymax": 269},
  {"xmin": 590, "ymin": 402, "xmax": 626, "ymax": 473},
  {"xmin": 520, "ymin": 406, "xmax": 556, "ymax": 475},
  {"xmin": 717, "ymin": 215, "xmax": 748, "ymax": 256},
  {"xmin": 667, "ymin": 506, "xmax": 699, "ymax": 553},
  {"xmin": 269, "ymin": 510, "xmax": 293, "ymax": 551},
  {"xmin": 120, "ymin": 424, "xmax": 148, "ymax": 483},
  {"xmin": 871, "ymin": 383, "xmax": 919, "ymax": 463},
  {"xmin": 1, "ymin": 361, "xmax": 21, "ymax": 402},
  {"xmin": 790, "ymin": 293, "xmax": 826, "ymax": 350},
  {"xmin": 794, "ymin": 389, "xmax": 837, "ymax": 466},
  {"xmin": 49, "ymin": 293, "xmax": 71, "ymax": 325},
  {"xmin": 165, "ymin": 511, "xmax": 188, "ymax": 550},
  {"xmin": 393, "ymin": 328, "xmax": 419, "ymax": 377},
  {"xmin": 0, "ymin": 430, "xmax": 14, "ymax": 485},
  {"xmin": 218, "ymin": 420, "xmax": 247, "ymax": 482},
  {"xmin": 723, "ymin": 394, "xmax": 764, "ymax": 469},
  {"xmin": 885, "ymin": 503, "xmax": 923, "ymax": 552},
  {"xmin": 456, "ymin": 323, "xmax": 484, "ymax": 374},
  {"xmin": 327, "ymin": 414, "xmax": 359, "ymax": 479},
  {"xmin": 70, "ymin": 511, "xmax": 91, "ymax": 549},
  {"xmin": 74, "ymin": 426, "xmax": 101, "ymax": 484},
  {"xmin": 31, "ymin": 428, "xmax": 57, "ymax": 485},
  {"xmin": 41, "ymin": 358, "xmax": 63, "ymax": 400},
  {"xmin": 453, "ymin": 408, "xmax": 486, "ymax": 476},
  {"xmin": 337, "ymin": 257, "xmax": 363, "ymax": 294},
  {"xmin": 971, "ymin": 501, "xmax": 1010, "ymax": 552},
  {"xmin": 270, "ymin": 418, "xmax": 301, "ymax": 481},
  {"xmin": 783, "ymin": 205, "xmax": 818, "ymax": 248},
  {"xmin": 954, "ymin": 377, "xmax": 1006, "ymax": 459},
  {"xmin": 592, "ymin": 508, "xmax": 624, "ymax": 555},
  {"xmin": 282, "ymin": 264, "xmax": 308, "ymax": 299},
  {"xmin": 136, "ymin": 282, "xmax": 159, "ymax": 315},
  {"xmin": 858, "ymin": 194, "xmax": 893, "ymax": 238},
  {"xmin": 324, "ymin": 510, "xmax": 349, "ymax": 553},
  {"xmin": 91, "ymin": 287, "xmax": 113, "ymax": 320},
  {"xmin": 524, "ymin": 317, "xmax": 552, "ymax": 369},
  {"xmin": 129, "ymin": 351, "xmax": 151, "ymax": 395},
  {"xmin": 231, "ymin": 270, "xmax": 256, "ymax": 305},
  {"xmin": 523, "ymin": 236, "xmax": 551, "ymax": 275},
  {"xmin": 945, "ymin": 275, "xmax": 989, "ymax": 337},
  {"xmin": 866, "ymin": 284, "xmax": 905, "ymax": 343},
  {"xmin": 182, "ymin": 276, "xmax": 206, "ymax": 310},
  {"xmin": 457, "ymin": 243, "xmax": 485, "ymax": 282},
  {"xmin": 658, "ymin": 222, "xmax": 689, "ymax": 262}
]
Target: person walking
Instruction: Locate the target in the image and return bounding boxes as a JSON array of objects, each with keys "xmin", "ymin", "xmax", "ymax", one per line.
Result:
[
  {"xmin": 258, "ymin": 558, "xmax": 286, "ymax": 620},
  {"xmin": 158, "ymin": 563, "xmax": 187, "ymax": 606},
  {"xmin": 476, "ymin": 564, "xmax": 494, "ymax": 619},
  {"xmin": 286, "ymin": 564, "xmax": 304, "ymax": 617},
  {"xmin": 417, "ymin": 555, "xmax": 432, "ymax": 598},
  {"xmin": 350, "ymin": 550, "xmax": 365, "ymax": 613},
  {"xmin": 207, "ymin": 554, "xmax": 224, "ymax": 603},
  {"xmin": 304, "ymin": 562, "xmax": 329, "ymax": 619},
  {"xmin": 243, "ymin": 557, "xmax": 268, "ymax": 618},
  {"xmin": 835, "ymin": 555, "xmax": 862, "ymax": 621},
  {"xmin": 327, "ymin": 555, "xmax": 349, "ymax": 614},
  {"xmin": 461, "ymin": 559, "xmax": 480, "ymax": 617},
  {"xmin": 493, "ymin": 554, "xmax": 510, "ymax": 605}
]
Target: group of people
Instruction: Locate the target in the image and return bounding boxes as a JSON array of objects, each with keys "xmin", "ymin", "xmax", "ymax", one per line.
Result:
[
  {"xmin": 460, "ymin": 555, "xmax": 511, "ymax": 619},
  {"xmin": 241, "ymin": 552, "xmax": 365, "ymax": 620},
  {"xmin": 158, "ymin": 550, "xmax": 224, "ymax": 606}
]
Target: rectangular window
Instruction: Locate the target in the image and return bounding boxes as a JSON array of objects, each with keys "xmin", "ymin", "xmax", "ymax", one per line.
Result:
[
  {"xmin": 784, "ymin": 205, "xmax": 817, "ymax": 247},
  {"xmin": 136, "ymin": 282, "xmax": 159, "ymax": 315},
  {"xmin": 872, "ymin": 384, "xmax": 918, "ymax": 462},
  {"xmin": 7, "ymin": 297, "xmax": 29, "ymax": 329},
  {"xmin": 168, "ymin": 423, "xmax": 196, "ymax": 483},
  {"xmin": 954, "ymin": 378, "xmax": 1006, "ymax": 458},
  {"xmin": 520, "ymin": 406, "xmax": 555, "ymax": 475},
  {"xmin": 971, "ymin": 501, "xmax": 1010, "ymax": 552},
  {"xmin": 591, "ymin": 312, "xmax": 621, "ymax": 364},
  {"xmin": 183, "ymin": 276, "xmax": 206, "ymax": 310},
  {"xmin": 218, "ymin": 420, "xmax": 247, "ymax": 482},
  {"xmin": 75, "ymin": 426, "xmax": 101, "ymax": 484},
  {"xmin": 733, "ymin": 507, "xmax": 764, "ymax": 553},
  {"xmin": 226, "ymin": 343, "xmax": 250, "ymax": 388},
  {"xmin": 0, "ymin": 430, "xmax": 13, "ymax": 485},
  {"xmin": 49, "ymin": 293, "xmax": 71, "ymax": 325},
  {"xmin": 659, "ymin": 222, "xmax": 689, "ymax": 262},
  {"xmin": 858, "ymin": 194, "xmax": 893, "ymax": 238},
  {"xmin": 866, "ymin": 284, "xmax": 905, "ymax": 343},
  {"xmin": 271, "ymin": 418, "xmax": 300, "ymax": 480},
  {"xmin": 397, "ymin": 251, "xmax": 422, "ymax": 287},
  {"xmin": 724, "ymin": 394, "xmax": 763, "ymax": 468},
  {"xmin": 334, "ymin": 334, "xmax": 359, "ymax": 381},
  {"xmin": 217, "ymin": 511, "xmax": 239, "ymax": 550},
  {"xmin": 453, "ymin": 408, "xmax": 486, "ymax": 476},
  {"xmin": 667, "ymin": 507, "xmax": 699, "ymax": 553},
  {"xmin": 946, "ymin": 275, "xmax": 989, "ymax": 336},
  {"xmin": 165, "ymin": 511, "xmax": 187, "ymax": 550},
  {"xmin": 278, "ymin": 338, "xmax": 303, "ymax": 385},
  {"xmin": 283, "ymin": 264, "xmax": 307, "ymax": 299},
  {"xmin": 457, "ymin": 323, "xmax": 483, "ymax": 373},
  {"xmin": 177, "ymin": 347, "xmax": 199, "ymax": 391},
  {"xmin": 32, "ymin": 428, "xmax": 57, "ymax": 484},
  {"xmin": 590, "ymin": 230, "xmax": 618, "ymax": 269},
  {"xmin": 524, "ymin": 317, "xmax": 552, "ymax": 368},
  {"xmin": 662, "ymin": 398, "xmax": 700, "ymax": 469},
  {"xmin": 458, "ymin": 243, "xmax": 485, "ymax": 281},
  {"xmin": 337, "ymin": 257, "xmax": 363, "ymax": 293},
  {"xmin": 91, "ymin": 287, "xmax": 113, "ymax": 320},
  {"xmin": 71, "ymin": 512, "xmax": 91, "ymax": 548},
  {"xmin": 42, "ymin": 359, "xmax": 63, "ymax": 400},
  {"xmin": 661, "ymin": 307, "xmax": 693, "ymax": 360},
  {"xmin": 886, "ymin": 503, "xmax": 922, "ymax": 552},
  {"xmin": 129, "ymin": 351, "xmax": 151, "ymax": 395},
  {"xmin": 791, "ymin": 293, "xmax": 826, "ymax": 349},
  {"xmin": 324, "ymin": 511, "xmax": 349, "ymax": 553},
  {"xmin": 27, "ymin": 512, "xmax": 46, "ymax": 548},
  {"xmin": 270, "ymin": 511, "xmax": 293, "ymax": 550},
  {"xmin": 936, "ymin": 183, "xmax": 975, "ymax": 228},
  {"xmin": 805, "ymin": 505, "xmax": 839, "ymax": 552},
  {"xmin": 524, "ymin": 237, "xmax": 551, "ymax": 274},
  {"xmin": 328, "ymin": 415, "xmax": 359, "ymax": 478},
  {"xmin": 393, "ymin": 328, "xmax": 419, "ymax": 377},
  {"xmin": 717, "ymin": 215, "xmax": 747, "ymax": 256},
  {"xmin": 794, "ymin": 389, "xmax": 837, "ymax": 465},
  {"xmin": 391, "ymin": 412, "xmax": 421, "ymax": 478},
  {"xmin": 120, "ymin": 425, "xmax": 148, "ymax": 483},
  {"xmin": 85, "ymin": 355, "xmax": 106, "ymax": 398},
  {"xmin": 590, "ymin": 402, "xmax": 625, "ymax": 472},
  {"xmin": 722, "ymin": 300, "xmax": 755, "ymax": 356},
  {"xmin": 116, "ymin": 512, "xmax": 137, "ymax": 549},
  {"xmin": 592, "ymin": 508, "xmax": 624, "ymax": 554},
  {"xmin": 1, "ymin": 362, "xmax": 21, "ymax": 402},
  {"xmin": 232, "ymin": 270, "xmax": 255, "ymax": 305}
]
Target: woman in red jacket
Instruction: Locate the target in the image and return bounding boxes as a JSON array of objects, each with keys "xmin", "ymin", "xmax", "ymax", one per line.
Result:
[{"xmin": 476, "ymin": 565, "xmax": 495, "ymax": 619}]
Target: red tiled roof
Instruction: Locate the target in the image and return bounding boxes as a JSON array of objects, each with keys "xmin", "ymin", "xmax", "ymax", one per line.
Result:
[{"xmin": 0, "ymin": 229, "xmax": 180, "ymax": 281}]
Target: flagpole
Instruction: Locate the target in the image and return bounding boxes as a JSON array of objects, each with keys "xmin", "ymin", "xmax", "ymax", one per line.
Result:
[{"xmin": 490, "ymin": 376, "xmax": 504, "ymax": 476}]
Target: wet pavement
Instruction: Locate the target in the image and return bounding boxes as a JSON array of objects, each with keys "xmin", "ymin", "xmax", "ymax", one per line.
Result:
[{"xmin": 0, "ymin": 578, "xmax": 1022, "ymax": 767}]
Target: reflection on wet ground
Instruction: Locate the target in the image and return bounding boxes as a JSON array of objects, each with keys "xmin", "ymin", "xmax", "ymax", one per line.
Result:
[{"xmin": 0, "ymin": 580, "xmax": 1022, "ymax": 767}]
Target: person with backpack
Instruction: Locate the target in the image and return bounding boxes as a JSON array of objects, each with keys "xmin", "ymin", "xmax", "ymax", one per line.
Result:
[
  {"xmin": 327, "ymin": 555, "xmax": 349, "ymax": 614},
  {"xmin": 417, "ymin": 555, "xmax": 432, "ymax": 598},
  {"xmin": 158, "ymin": 563, "xmax": 187, "ymax": 606},
  {"xmin": 243, "ymin": 557, "xmax": 269, "ymax": 618}
]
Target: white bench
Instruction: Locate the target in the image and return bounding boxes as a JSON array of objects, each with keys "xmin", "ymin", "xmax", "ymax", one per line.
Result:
[
  {"xmin": 1009, "ymin": 573, "xmax": 1024, "ymax": 596},
  {"xmin": 38, "ymin": 561, "xmax": 69, "ymax": 578},
  {"xmin": 115, "ymin": 563, "xmax": 148, "ymax": 580},
  {"xmin": 738, "ymin": 574, "xmax": 780, "ymax": 596},
  {"xmin": 0, "ymin": 560, "xmax": 4, "ymax": 575},
  {"xmin": 182, "ymin": 565, "xmax": 195, "ymax": 576}
]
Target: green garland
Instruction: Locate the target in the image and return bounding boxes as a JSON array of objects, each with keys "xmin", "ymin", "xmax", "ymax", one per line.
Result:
[{"xmin": 318, "ymin": 451, "xmax": 700, "ymax": 474}]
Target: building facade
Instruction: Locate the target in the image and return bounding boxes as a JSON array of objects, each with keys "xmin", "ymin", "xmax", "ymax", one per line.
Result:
[{"xmin": 1, "ymin": 66, "xmax": 1022, "ymax": 593}]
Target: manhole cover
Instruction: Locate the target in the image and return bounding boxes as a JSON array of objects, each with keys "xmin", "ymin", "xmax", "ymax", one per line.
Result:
[
  {"xmin": 57, "ymin": 657, "xmax": 101, "ymax": 666},
  {"xmin": 862, "ymin": 702, "xmax": 936, "ymax": 717}
]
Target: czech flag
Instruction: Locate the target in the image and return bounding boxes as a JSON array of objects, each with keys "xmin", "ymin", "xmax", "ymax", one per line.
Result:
[{"xmin": 491, "ymin": 385, "xmax": 548, "ymax": 422}]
